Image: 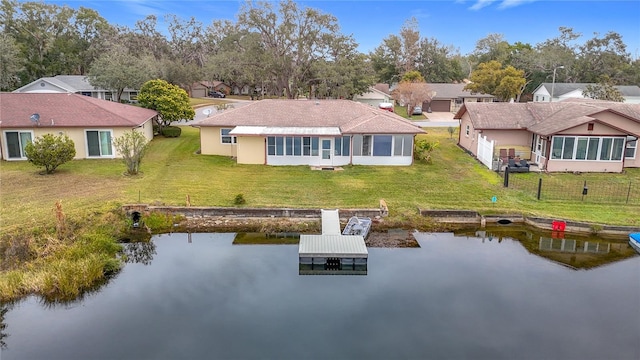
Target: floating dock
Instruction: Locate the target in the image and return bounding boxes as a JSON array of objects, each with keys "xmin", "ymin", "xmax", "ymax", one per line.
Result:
[{"xmin": 299, "ymin": 209, "xmax": 368, "ymax": 275}]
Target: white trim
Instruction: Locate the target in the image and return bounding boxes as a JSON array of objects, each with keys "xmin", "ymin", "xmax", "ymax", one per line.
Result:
[
  {"xmin": 220, "ymin": 128, "xmax": 237, "ymax": 144},
  {"xmin": 229, "ymin": 126, "xmax": 341, "ymax": 136}
]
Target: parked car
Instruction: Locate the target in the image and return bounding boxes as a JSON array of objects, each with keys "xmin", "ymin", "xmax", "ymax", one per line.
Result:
[
  {"xmin": 378, "ymin": 102, "xmax": 394, "ymax": 112},
  {"xmin": 208, "ymin": 91, "xmax": 225, "ymax": 98},
  {"xmin": 412, "ymin": 106, "xmax": 423, "ymax": 115}
]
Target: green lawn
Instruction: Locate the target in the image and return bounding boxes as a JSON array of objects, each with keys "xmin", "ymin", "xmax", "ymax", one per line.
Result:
[{"xmin": 2, "ymin": 126, "xmax": 639, "ymax": 234}]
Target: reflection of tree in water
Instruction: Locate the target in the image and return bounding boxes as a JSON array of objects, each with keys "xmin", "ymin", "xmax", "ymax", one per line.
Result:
[
  {"xmin": 1, "ymin": 302, "xmax": 12, "ymax": 349},
  {"xmin": 122, "ymin": 241, "xmax": 157, "ymax": 265}
]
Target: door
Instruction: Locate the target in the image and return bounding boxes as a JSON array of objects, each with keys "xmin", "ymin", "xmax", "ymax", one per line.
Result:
[
  {"xmin": 320, "ymin": 138, "xmax": 332, "ymax": 166},
  {"xmin": 534, "ymin": 135, "xmax": 546, "ymax": 164}
]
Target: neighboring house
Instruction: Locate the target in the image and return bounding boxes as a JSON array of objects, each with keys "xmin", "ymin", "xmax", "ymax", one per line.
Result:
[
  {"xmin": 532, "ymin": 83, "xmax": 640, "ymax": 103},
  {"xmin": 423, "ymin": 83, "xmax": 495, "ymax": 112},
  {"xmin": 0, "ymin": 93, "xmax": 157, "ymax": 161},
  {"xmin": 353, "ymin": 84, "xmax": 392, "ymax": 107},
  {"xmin": 189, "ymin": 81, "xmax": 232, "ymax": 98},
  {"xmin": 455, "ymin": 99, "xmax": 640, "ymax": 173},
  {"xmin": 12, "ymin": 75, "xmax": 140, "ymax": 102},
  {"xmin": 193, "ymin": 99, "xmax": 425, "ymax": 166}
]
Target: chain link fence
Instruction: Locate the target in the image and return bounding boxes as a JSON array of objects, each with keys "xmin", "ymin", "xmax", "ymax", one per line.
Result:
[{"xmin": 504, "ymin": 172, "xmax": 640, "ymax": 204}]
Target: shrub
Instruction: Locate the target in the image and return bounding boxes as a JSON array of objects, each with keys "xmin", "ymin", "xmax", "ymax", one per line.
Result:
[
  {"xmin": 161, "ymin": 126, "xmax": 182, "ymax": 137},
  {"xmin": 24, "ymin": 133, "xmax": 76, "ymax": 174},
  {"xmin": 234, "ymin": 194, "xmax": 246, "ymax": 205},
  {"xmin": 414, "ymin": 139, "xmax": 439, "ymax": 163},
  {"xmin": 113, "ymin": 130, "xmax": 150, "ymax": 175}
]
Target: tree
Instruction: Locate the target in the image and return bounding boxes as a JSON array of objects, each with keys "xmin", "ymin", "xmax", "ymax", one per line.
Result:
[
  {"xmin": 392, "ymin": 71, "xmax": 435, "ymax": 115},
  {"xmin": 87, "ymin": 43, "xmax": 156, "ymax": 102},
  {"xmin": 138, "ymin": 79, "xmax": 195, "ymax": 129},
  {"xmin": 582, "ymin": 76, "xmax": 625, "ymax": 102},
  {"xmin": 464, "ymin": 60, "xmax": 526, "ymax": 101},
  {"xmin": 24, "ymin": 133, "xmax": 76, "ymax": 174},
  {"xmin": 0, "ymin": 33, "xmax": 22, "ymax": 90},
  {"xmin": 113, "ymin": 130, "xmax": 149, "ymax": 175}
]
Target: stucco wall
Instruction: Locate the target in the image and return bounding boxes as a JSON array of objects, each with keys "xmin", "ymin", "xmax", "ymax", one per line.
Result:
[
  {"xmin": 199, "ymin": 127, "xmax": 237, "ymax": 157},
  {"xmin": 458, "ymin": 115, "xmax": 477, "ymax": 155},
  {"xmin": 546, "ymin": 159, "xmax": 624, "ymax": 173},
  {"xmin": 237, "ymin": 136, "xmax": 265, "ymax": 164}
]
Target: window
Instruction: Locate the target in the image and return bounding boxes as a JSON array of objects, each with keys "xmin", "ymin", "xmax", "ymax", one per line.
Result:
[
  {"xmin": 535, "ymin": 95, "xmax": 539, "ymax": 101},
  {"xmin": 266, "ymin": 136, "xmax": 320, "ymax": 157},
  {"xmin": 86, "ymin": 130, "xmax": 113, "ymax": 157},
  {"xmin": 220, "ymin": 128, "xmax": 236, "ymax": 144},
  {"xmin": 587, "ymin": 123, "xmax": 594, "ymax": 131},
  {"xmin": 352, "ymin": 135, "xmax": 362, "ymax": 156},
  {"xmin": 551, "ymin": 136, "xmax": 625, "ymax": 162},
  {"xmin": 4, "ymin": 131, "xmax": 33, "ymax": 159},
  {"xmin": 393, "ymin": 135, "xmax": 413, "ymax": 157},
  {"xmin": 465, "ymin": 125, "xmax": 470, "ymax": 137},
  {"xmin": 81, "ymin": 91, "xmax": 92, "ymax": 97},
  {"xmin": 334, "ymin": 137, "xmax": 342, "ymax": 156},
  {"xmin": 105, "ymin": 92, "xmax": 112, "ymax": 101},
  {"xmin": 626, "ymin": 139, "xmax": 637, "ymax": 159},
  {"xmin": 361, "ymin": 135, "xmax": 372, "ymax": 156},
  {"xmin": 372, "ymin": 135, "xmax": 392, "ymax": 156},
  {"xmin": 130, "ymin": 92, "xmax": 138, "ymax": 101}
]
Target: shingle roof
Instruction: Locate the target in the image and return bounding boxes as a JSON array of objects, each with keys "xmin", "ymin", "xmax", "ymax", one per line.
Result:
[
  {"xmin": 454, "ymin": 100, "xmax": 640, "ymax": 136},
  {"xmin": 0, "ymin": 93, "xmax": 157, "ymax": 128},
  {"xmin": 196, "ymin": 99, "xmax": 425, "ymax": 135},
  {"xmin": 537, "ymin": 83, "xmax": 640, "ymax": 97},
  {"xmin": 13, "ymin": 75, "xmax": 137, "ymax": 93}
]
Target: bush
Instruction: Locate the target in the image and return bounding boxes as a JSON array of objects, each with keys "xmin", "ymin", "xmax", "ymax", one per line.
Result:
[
  {"xmin": 414, "ymin": 139, "xmax": 439, "ymax": 163},
  {"xmin": 24, "ymin": 133, "xmax": 76, "ymax": 174},
  {"xmin": 161, "ymin": 126, "xmax": 182, "ymax": 137},
  {"xmin": 234, "ymin": 194, "xmax": 246, "ymax": 205}
]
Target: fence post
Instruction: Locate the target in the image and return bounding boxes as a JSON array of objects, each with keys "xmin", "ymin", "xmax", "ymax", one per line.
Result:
[
  {"xmin": 627, "ymin": 181, "xmax": 632, "ymax": 204},
  {"xmin": 503, "ymin": 167, "xmax": 510, "ymax": 187},
  {"xmin": 582, "ymin": 180, "xmax": 588, "ymax": 201},
  {"xmin": 537, "ymin": 177, "xmax": 542, "ymax": 200}
]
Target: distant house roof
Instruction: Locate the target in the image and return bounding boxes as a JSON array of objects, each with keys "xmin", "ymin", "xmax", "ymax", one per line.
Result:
[
  {"xmin": 426, "ymin": 83, "xmax": 495, "ymax": 100},
  {"xmin": 13, "ymin": 75, "xmax": 136, "ymax": 93},
  {"xmin": 0, "ymin": 93, "xmax": 157, "ymax": 128},
  {"xmin": 454, "ymin": 99, "xmax": 640, "ymax": 136},
  {"xmin": 195, "ymin": 99, "xmax": 425, "ymax": 135},
  {"xmin": 534, "ymin": 83, "xmax": 640, "ymax": 97}
]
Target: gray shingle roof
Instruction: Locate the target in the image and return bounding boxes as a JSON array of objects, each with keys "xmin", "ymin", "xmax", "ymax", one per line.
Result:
[
  {"xmin": 196, "ymin": 99, "xmax": 425, "ymax": 135},
  {"xmin": 454, "ymin": 100, "xmax": 640, "ymax": 136},
  {"xmin": 537, "ymin": 83, "xmax": 640, "ymax": 97}
]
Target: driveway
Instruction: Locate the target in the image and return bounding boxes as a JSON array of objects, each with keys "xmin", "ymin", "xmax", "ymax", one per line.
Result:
[{"xmin": 413, "ymin": 112, "xmax": 460, "ymax": 128}]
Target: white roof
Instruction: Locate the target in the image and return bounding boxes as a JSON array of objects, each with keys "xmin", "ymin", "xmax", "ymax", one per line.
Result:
[
  {"xmin": 229, "ymin": 126, "xmax": 341, "ymax": 136},
  {"xmin": 299, "ymin": 235, "xmax": 368, "ymax": 258}
]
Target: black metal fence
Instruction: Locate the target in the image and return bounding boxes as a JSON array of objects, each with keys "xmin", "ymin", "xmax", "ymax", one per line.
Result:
[{"xmin": 504, "ymin": 171, "xmax": 640, "ymax": 204}]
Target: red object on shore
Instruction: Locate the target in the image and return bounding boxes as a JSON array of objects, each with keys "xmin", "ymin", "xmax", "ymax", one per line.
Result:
[{"xmin": 552, "ymin": 220, "xmax": 566, "ymax": 231}]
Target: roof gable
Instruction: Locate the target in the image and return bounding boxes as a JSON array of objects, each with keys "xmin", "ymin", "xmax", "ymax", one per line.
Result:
[{"xmin": 0, "ymin": 93, "xmax": 157, "ymax": 128}]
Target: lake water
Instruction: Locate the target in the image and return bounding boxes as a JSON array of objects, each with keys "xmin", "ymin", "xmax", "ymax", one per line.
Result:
[{"xmin": 2, "ymin": 231, "xmax": 639, "ymax": 360}]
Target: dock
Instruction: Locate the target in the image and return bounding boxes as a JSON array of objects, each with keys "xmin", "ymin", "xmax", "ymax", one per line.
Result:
[{"xmin": 298, "ymin": 209, "xmax": 368, "ymax": 275}]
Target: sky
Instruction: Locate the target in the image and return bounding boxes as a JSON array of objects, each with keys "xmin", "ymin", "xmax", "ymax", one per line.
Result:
[{"xmin": 33, "ymin": 0, "xmax": 640, "ymax": 57}]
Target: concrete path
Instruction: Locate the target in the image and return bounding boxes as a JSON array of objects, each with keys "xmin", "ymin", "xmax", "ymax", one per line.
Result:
[{"xmin": 413, "ymin": 112, "xmax": 460, "ymax": 128}]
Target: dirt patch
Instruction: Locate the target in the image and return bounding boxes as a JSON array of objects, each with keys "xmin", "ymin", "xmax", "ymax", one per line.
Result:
[{"xmin": 366, "ymin": 229, "xmax": 420, "ymax": 248}]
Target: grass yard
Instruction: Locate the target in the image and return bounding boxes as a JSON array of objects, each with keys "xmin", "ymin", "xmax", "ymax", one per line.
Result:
[{"xmin": 2, "ymin": 126, "xmax": 639, "ymax": 235}]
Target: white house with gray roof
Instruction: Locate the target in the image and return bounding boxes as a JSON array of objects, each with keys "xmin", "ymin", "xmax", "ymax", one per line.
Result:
[
  {"xmin": 532, "ymin": 83, "xmax": 640, "ymax": 103},
  {"xmin": 455, "ymin": 99, "xmax": 640, "ymax": 173},
  {"xmin": 12, "ymin": 75, "xmax": 139, "ymax": 102},
  {"xmin": 193, "ymin": 99, "xmax": 425, "ymax": 166}
]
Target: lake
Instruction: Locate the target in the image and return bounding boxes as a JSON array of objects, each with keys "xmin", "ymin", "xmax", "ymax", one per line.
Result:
[{"xmin": 2, "ymin": 231, "xmax": 639, "ymax": 360}]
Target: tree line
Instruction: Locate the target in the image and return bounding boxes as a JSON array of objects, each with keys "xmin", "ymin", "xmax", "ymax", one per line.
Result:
[{"xmin": 1, "ymin": 0, "xmax": 638, "ymax": 101}]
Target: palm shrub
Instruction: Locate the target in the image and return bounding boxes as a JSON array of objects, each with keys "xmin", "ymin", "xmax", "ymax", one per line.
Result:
[{"xmin": 24, "ymin": 133, "xmax": 76, "ymax": 174}]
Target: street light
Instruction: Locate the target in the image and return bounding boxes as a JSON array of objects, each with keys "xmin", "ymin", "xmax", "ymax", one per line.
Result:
[{"xmin": 550, "ymin": 65, "xmax": 564, "ymax": 102}]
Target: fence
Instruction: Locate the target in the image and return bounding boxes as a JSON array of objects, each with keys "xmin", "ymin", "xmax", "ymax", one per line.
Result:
[{"xmin": 504, "ymin": 172, "xmax": 640, "ymax": 204}]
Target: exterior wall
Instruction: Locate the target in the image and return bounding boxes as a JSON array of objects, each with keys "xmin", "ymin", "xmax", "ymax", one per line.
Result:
[
  {"xmin": 588, "ymin": 112, "xmax": 640, "ymax": 135},
  {"xmin": 533, "ymin": 88, "xmax": 551, "ymax": 102},
  {"xmin": 2, "ymin": 121, "xmax": 153, "ymax": 160},
  {"xmin": 236, "ymin": 136, "xmax": 265, "ymax": 164},
  {"xmin": 351, "ymin": 155, "xmax": 413, "ymax": 166},
  {"xmin": 15, "ymin": 81, "xmax": 68, "ymax": 93},
  {"xmin": 458, "ymin": 114, "xmax": 478, "ymax": 156},
  {"xmin": 546, "ymin": 159, "xmax": 624, "ymax": 173},
  {"xmin": 199, "ymin": 127, "xmax": 237, "ymax": 157}
]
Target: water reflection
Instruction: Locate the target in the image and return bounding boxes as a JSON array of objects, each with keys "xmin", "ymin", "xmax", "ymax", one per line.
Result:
[
  {"xmin": 121, "ymin": 240, "xmax": 157, "ymax": 265},
  {"xmin": 453, "ymin": 225, "xmax": 636, "ymax": 269}
]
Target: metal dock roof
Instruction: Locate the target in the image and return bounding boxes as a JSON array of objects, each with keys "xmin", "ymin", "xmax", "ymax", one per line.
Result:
[{"xmin": 299, "ymin": 234, "xmax": 368, "ymax": 258}]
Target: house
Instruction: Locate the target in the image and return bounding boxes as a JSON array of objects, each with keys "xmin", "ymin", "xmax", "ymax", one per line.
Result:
[
  {"xmin": 193, "ymin": 99, "xmax": 425, "ymax": 166},
  {"xmin": 12, "ymin": 75, "xmax": 140, "ymax": 102},
  {"xmin": 0, "ymin": 93, "xmax": 157, "ymax": 161},
  {"xmin": 353, "ymin": 84, "xmax": 392, "ymax": 107},
  {"xmin": 455, "ymin": 99, "xmax": 640, "ymax": 173},
  {"xmin": 189, "ymin": 81, "xmax": 232, "ymax": 98},
  {"xmin": 424, "ymin": 83, "xmax": 495, "ymax": 112},
  {"xmin": 532, "ymin": 83, "xmax": 640, "ymax": 103}
]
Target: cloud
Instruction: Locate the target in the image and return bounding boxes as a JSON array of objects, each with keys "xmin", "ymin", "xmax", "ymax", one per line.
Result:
[{"xmin": 466, "ymin": 0, "xmax": 536, "ymax": 11}]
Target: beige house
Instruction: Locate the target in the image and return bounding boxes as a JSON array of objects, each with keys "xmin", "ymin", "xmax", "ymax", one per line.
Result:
[
  {"xmin": 194, "ymin": 99, "xmax": 425, "ymax": 166},
  {"xmin": 0, "ymin": 93, "xmax": 157, "ymax": 161},
  {"xmin": 424, "ymin": 83, "xmax": 495, "ymax": 113},
  {"xmin": 455, "ymin": 99, "xmax": 640, "ymax": 172},
  {"xmin": 353, "ymin": 84, "xmax": 392, "ymax": 107}
]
